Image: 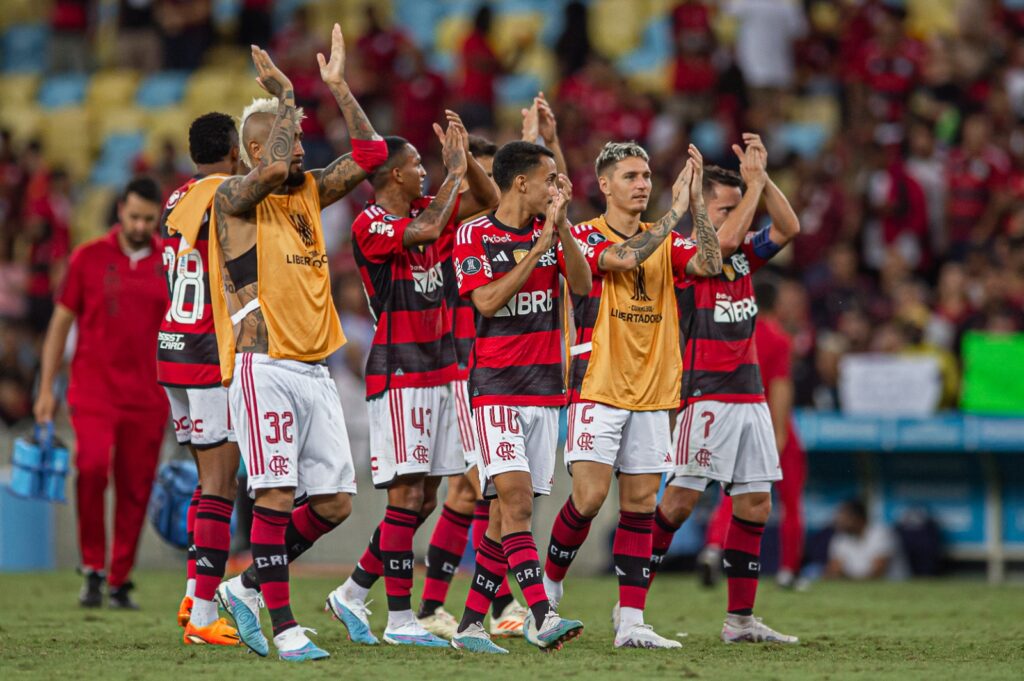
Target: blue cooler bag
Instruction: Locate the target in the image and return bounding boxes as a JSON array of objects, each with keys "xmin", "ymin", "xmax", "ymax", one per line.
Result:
[
  {"xmin": 147, "ymin": 459, "xmax": 199, "ymax": 549},
  {"xmin": 10, "ymin": 423, "xmax": 69, "ymax": 502}
]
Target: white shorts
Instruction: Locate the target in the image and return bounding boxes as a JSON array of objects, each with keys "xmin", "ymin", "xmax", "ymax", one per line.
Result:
[
  {"xmin": 452, "ymin": 379, "xmax": 480, "ymax": 471},
  {"xmin": 367, "ymin": 384, "xmax": 464, "ymax": 488},
  {"xmin": 164, "ymin": 386, "xmax": 236, "ymax": 449},
  {"xmin": 565, "ymin": 401, "xmax": 672, "ymax": 475},
  {"xmin": 475, "ymin": 405, "xmax": 559, "ymax": 498},
  {"xmin": 668, "ymin": 400, "xmax": 780, "ymax": 495},
  {"xmin": 229, "ymin": 353, "xmax": 357, "ymax": 497}
]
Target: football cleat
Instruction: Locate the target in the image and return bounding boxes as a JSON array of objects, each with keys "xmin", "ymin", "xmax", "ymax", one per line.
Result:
[
  {"xmin": 79, "ymin": 568, "xmax": 104, "ymax": 608},
  {"xmin": 542, "ymin": 575, "xmax": 563, "ymax": 611},
  {"xmin": 611, "ymin": 601, "xmax": 620, "ymax": 632},
  {"xmin": 178, "ymin": 596, "xmax": 193, "ymax": 628},
  {"xmin": 417, "ymin": 606, "xmax": 459, "ymax": 639},
  {"xmin": 183, "ymin": 618, "xmax": 242, "ymax": 646},
  {"xmin": 524, "ymin": 610, "xmax": 584, "ymax": 652},
  {"xmin": 325, "ymin": 587, "xmax": 379, "ymax": 646},
  {"xmin": 216, "ymin": 578, "xmax": 268, "ymax": 657},
  {"xmin": 489, "ymin": 600, "xmax": 528, "ymax": 638},
  {"xmin": 450, "ymin": 622, "xmax": 509, "ymax": 654},
  {"xmin": 382, "ymin": 620, "xmax": 450, "ymax": 647},
  {"xmin": 276, "ymin": 627, "xmax": 330, "ymax": 662},
  {"xmin": 108, "ymin": 581, "xmax": 139, "ymax": 610},
  {"xmin": 614, "ymin": 623, "xmax": 682, "ymax": 649},
  {"xmin": 698, "ymin": 546, "xmax": 722, "ymax": 589},
  {"xmin": 721, "ymin": 616, "xmax": 799, "ymax": 644}
]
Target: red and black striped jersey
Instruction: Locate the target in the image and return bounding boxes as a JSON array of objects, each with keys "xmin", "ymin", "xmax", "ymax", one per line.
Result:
[
  {"xmin": 438, "ymin": 219, "xmax": 476, "ymax": 378},
  {"xmin": 675, "ymin": 226, "xmax": 781, "ymax": 405},
  {"xmin": 157, "ymin": 175, "xmax": 224, "ymax": 388},
  {"xmin": 453, "ymin": 212, "xmax": 569, "ymax": 409},
  {"xmin": 352, "ymin": 196, "xmax": 460, "ymax": 399}
]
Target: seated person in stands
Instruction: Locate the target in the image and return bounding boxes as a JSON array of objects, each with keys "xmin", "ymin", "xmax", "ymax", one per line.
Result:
[{"xmin": 825, "ymin": 500, "xmax": 907, "ymax": 581}]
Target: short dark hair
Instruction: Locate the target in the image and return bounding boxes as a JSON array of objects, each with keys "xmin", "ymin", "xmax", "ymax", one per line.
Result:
[
  {"xmin": 188, "ymin": 112, "xmax": 237, "ymax": 165},
  {"xmin": 492, "ymin": 141, "xmax": 555, "ymax": 192},
  {"xmin": 468, "ymin": 134, "xmax": 498, "ymax": 158},
  {"xmin": 753, "ymin": 274, "xmax": 780, "ymax": 312},
  {"xmin": 841, "ymin": 499, "xmax": 868, "ymax": 523},
  {"xmin": 371, "ymin": 136, "xmax": 414, "ymax": 188},
  {"xmin": 122, "ymin": 176, "xmax": 161, "ymax": 205},
  {"xmin": 703, "ymin": 164, "xmax": 744, "ymax": 198}
]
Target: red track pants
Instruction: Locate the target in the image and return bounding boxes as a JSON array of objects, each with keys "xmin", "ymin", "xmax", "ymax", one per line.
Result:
[{"xmin": 71, "ymin": 404, "xmax": 168, "ymax": 587}]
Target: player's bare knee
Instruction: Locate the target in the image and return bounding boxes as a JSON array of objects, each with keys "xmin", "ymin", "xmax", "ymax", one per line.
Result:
[
  {"xmin": 388, "ymin": 477, "xmax": 426, "ymax": 512},
  {"xmin": 254, "ymin": 487, "xmax": 294, "ymax": 512},
  {"xmin": 310, "ymin": 492, "xmax": 351, "ymax": 524},
  {"xmin": 660, "ymin": 487, "xmax": 698, "ymax": 525},
  {"xmin": 447, "ymin": 475, "xmax": 478, "ymax": 514},
  {"xmin": 618, "ymin": 474, "xmax": 660, "ymax": 513},
  {"xmin": 499, "ymin": 490, "xmax": 534, "ymax": 529},
  {"xmin": 734, "ymin": 492, "xmax": 771, "ymax": 524},
  {"xmin": 571, "ymin": 486, "xmax": 606, "ymax": 517}
]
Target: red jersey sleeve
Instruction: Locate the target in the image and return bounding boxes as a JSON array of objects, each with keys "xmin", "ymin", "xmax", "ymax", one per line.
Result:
[
  {"xmin": 56, "ymin": 245, "xmax": 86, "ymax": 314},
  {"xmin": 454, "ymin": 222, "xmax": 493, "ymax": 296},
  {"xmin": 670, "ymin": 234, "xmax": 699, "ymax": 286},
  {"xmin": 568, "ymin": 222, "xmax": 612, "ymax": 275},
  {"xmin": 352, "ymin": 207, "xmax": 410, "ymax": 263},
  {"xmin": 431, "ymin": 195, "xmax": 462, "ymax": 260}
]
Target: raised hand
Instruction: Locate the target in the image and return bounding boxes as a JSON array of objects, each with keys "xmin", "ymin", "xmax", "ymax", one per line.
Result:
[
  {"xmin": 521, "ymin": 100, "xmax": 539, "ymax": 142},
  {"xmin": 535, "ymin": 92, "xmax": 558, "ymax": 143},
  {"xmin": 687, "ymin": 143, "xmax": 704, "ymax": 204},
  {"xmin": 732, "ymin": 134, "xmax": 767, "ymax": 189},
  {"xmin": 316, "ymin": 23, "xmax": 347, "ymax": 88},
  {"xmin": 670, "ymin": 159, "xmax": 695, "ymax": 212},
  {"xmin": 441, "ymin": 120, "xmax": 467, "ymax": 176},
  {"xmin": 252, "ymin": 45, "xmax": 292, "ymax": 99}
]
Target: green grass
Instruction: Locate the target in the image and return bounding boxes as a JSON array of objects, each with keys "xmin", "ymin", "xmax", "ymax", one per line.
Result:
[{"xmin": 1, "ymin": 570, "xmax": 1022, "ymax": 680}]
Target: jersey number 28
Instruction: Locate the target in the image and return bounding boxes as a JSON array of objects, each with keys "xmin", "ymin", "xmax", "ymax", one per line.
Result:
[{"xmin": 163, "ymin": 246, "xmax": 205, "ymax": 325}]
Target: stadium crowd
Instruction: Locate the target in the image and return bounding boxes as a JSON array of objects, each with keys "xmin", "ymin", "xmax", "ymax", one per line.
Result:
[{"xmin": 1, "ymin": 0, "xmax": 1023, "ymax": 430}]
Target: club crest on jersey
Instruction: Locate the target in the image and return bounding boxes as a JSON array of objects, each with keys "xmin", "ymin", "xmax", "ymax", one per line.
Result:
[
  {"xmin": 728, "ymin": 253, "xmax": 750, "ymax": 278},
  {"xmin": 538, "ymin": 250, "xmax": 558, "ymax": 267},
  {"xmin": 513, "ymin": 249, "xmax": 529, "ymax": 264},
  {"xmin": 693, "ymin": 448, "xmax": 712, "ymax": 467},
  {"xmin": 461, "ymin": 256, "xmax": 482, "ymax": 275},
  {"xmin": 495, "ymin": 442, "xmax": 516, "ymax": 461},
  {"xmin": 291, "ymin": 212, "xmax": 316, "ymax": 247},
  {"xmin": 587, "ymin": 232, "xmax": 606, "ymax": 245}
]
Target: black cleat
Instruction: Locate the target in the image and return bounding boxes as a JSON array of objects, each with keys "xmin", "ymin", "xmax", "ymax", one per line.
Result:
[
  {"xmin": 79, "ymin": 568, "xmax": 105, "ymax": 608},
  {"xmin": 108, "ymin": 581, "xmax": 140, "ymax": 610}
]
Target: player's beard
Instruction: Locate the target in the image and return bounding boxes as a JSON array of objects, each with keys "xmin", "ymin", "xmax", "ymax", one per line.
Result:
[{"xmin": 286, "ymin": 162, "xmax": 305, "ymax": 187}]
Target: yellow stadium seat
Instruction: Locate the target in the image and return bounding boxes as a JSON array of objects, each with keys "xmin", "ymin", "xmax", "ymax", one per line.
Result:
[
  {"xmin": 184, "ymin": 68, "xmax": 239, "ymax": 111},
  {"xmin": 435, "ymin": 15, "xmax": 471, "ymax": 55},
  {"xmin": 519, "ymin": 46, "xmax": 557, "ymax": 91},
  {"xmin": 626, "ymin": 63, "xmax": 671, "ymax": 96},
  {"xmin": 144, "ymin": 107, "xmax": 193, "ymax": 160},
  {"xmin": 72, "ymin": 186, "xmax": 117, "ymax": 245},
  {"xmin": 591, "ymin": 0, "xmax": 645, "ymax": 58},
  {"xmin": 86, "ymin": 70, "xmax": 140, "ymax": 110},
  {"xmin": 0, "ymin": 73, "xmax": 40, "ymax": 106},
  {"xmin": 92, "ymin": 106, "xmax": 147, "ymax": 143},
  {"xmin": 491, "ymin": 13, "xmax": 544, "ymax": 57},
  {"xmin": 41, "ymin": 108, "xmax": 93, "ymax": 180},
  {"xmin": 786, "ymin": 95, "xmax": 840, "ymax": 136},
  {"xmin": 0, "ymin": 103, "xmax": 43, "ymax": 143},
  {"xmin": 0, "ymin": 0, "xmax": 48, "ymax": 29}
]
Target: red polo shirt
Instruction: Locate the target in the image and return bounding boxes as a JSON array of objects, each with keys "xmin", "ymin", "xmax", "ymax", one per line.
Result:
[{"xmin": 57, "ymin": 226, "xmax": 168, "ymax": 412}]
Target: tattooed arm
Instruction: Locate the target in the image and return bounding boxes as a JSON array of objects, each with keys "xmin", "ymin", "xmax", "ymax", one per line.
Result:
[
  {"xmin": 403, "ymin": 123, "xmax": 467, "ymax": 247},
  {"xmin": 597, "ymin": 155, "xmax": 696, "ymax": 272},
  {"xmin": 684, "ymin": 144, "xmax": 723, "ymax": 277},
  {"xmin": 314, "ymin": 23, "xmax": 384, "ymax": 207}
]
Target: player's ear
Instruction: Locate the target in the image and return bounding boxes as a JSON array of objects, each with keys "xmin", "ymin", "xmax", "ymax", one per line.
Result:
[
  {"xmin": 516, "ymin": 174, "xmax": 527, "ymax": 194},
  {"xmin": 597, "ymin": 174, "xmax": 610, "ymax": 196}
]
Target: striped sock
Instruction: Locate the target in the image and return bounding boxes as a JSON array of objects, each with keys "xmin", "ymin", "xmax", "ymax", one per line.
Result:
[
  {"xmin": 381, "ymin": 506, "xmax": 418, "ymax": 612},
  {"xmin": 185, "ymin": 485, "xmax": 201, "ymax": 597},
  {"xmin": 544, "ymin": 496, "xmax": 594, "ymax": 582},
  {"xmin": 647, "ymin": 508, "xmax": 681, "ymax": 589},
  {"xmin": 503, "ymin": 532, "xmax": 550, "ymax": 625},
  {"xmin": 613, "ymin": 511, "xmax": 654, "ymax": 611},
  {"xmin": 193, "ymin": 495, "xmax": 233, "ymax": 602},
  {"xmin": 459, "ymin": 535, "xmax": 506, "ymax": 632},
  {"xmin": 419, "ymin": 505, "xmax": 472, "ymax": 617},
  {"xmin": 251, "ymin": 506, "xmax": 295, "ymax": 637},
  {"xmin": 724, "ymin": 516, "xmax": 765, "ymax": 616}
]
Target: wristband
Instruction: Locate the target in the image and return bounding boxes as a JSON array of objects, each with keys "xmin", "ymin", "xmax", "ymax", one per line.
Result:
[{"xmin": 351, "ymin": 138, "xmax": 388, "ymax": 173}]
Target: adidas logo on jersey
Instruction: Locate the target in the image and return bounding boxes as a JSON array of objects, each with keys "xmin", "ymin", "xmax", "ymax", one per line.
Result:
[
  {"xmin": 493, "ymin": 250, "xmax": 510, "ymax": 262},
  {"xmin": 713, "ymin": 295, "xmax": 758, "ymax": 323},
  {"xmin": 495, "ymin": 289, "xmax": 554, "ymax": 317}
]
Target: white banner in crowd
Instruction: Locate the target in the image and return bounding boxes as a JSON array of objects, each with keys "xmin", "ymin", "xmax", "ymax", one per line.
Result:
[{"xmin": 839, "ymin": 354, "xmax": 942, "ymax": 417}]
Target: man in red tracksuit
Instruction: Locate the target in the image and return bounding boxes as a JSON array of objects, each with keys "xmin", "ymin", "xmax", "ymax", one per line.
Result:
[
  {"xmin": 35, "ymin": 177, "xmax": 170, "ymax": 609},
  {"xmin": 698, "ymin": 275, "xmax": 807, "ymax": 589}
]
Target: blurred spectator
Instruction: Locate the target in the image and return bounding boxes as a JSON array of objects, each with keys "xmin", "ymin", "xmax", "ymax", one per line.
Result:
[
  {"xmin": 554, "ymin": 1, "xmax": 593, "ymax": 80},
  {"xmin": 22, "ymin": 169, "xmax": 72, "ymax": 334},
  {"xmin": 355, "ymin": 5, "xmax": 410, "ymax": 108},
  {"xmin": 724, "ymin": 0, "xmax": 807, "ymax": 96},
  {"xmin": 116, "ymin": 0, "xmax": 161, "ymax": 72},
  {"xmin": 946, "ymin": 111, "xmax": 1009, "ymax": 254},
  {"xmin": 456, "ymin": 3, "xmax": 527, "ymax": 130},
  {"xmin": 826, "ymin": 500, "xmax": 907, "ymax": 581},
  {"xmin": 394, "ymin": 48, "xmax": 449, "ymax": 155},
  {"xmin": 863, "ymin": 141, "xmax": 929, "ymax": 272},
  {"xmin": 49, "ymin": 0, "xmax": 92, "ymax": 73},
  {"xmin": 237, "ymin": 0, "xmax": 272, "ymax": 47},
  {"xmin": 155, "ymin": 0, "xmax": 214, "ymax": 71}
]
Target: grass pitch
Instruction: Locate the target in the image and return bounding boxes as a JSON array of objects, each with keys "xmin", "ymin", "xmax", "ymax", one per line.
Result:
[{"xmin": 1, "ymin": 570, "xmax": 1021, "ymax": 680}]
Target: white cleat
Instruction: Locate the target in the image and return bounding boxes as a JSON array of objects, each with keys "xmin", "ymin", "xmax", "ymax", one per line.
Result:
[
  {"xmin": 489, "ymin": 599, "xmax": 528, "ymax": 638},
  {"xmin": 721, "ymin": 615, "xmax": 799, "ymax": 644},
  {"xmin": 417, "ymin": 606, "xmax": 459, "ymax": 640},
  {"xmin": 614, "ymin": 623, "xmax": 683, "ymax": 649},
  {"xmin": 611, "ymin": 601, "xmax": 620, "ymax": 632}
]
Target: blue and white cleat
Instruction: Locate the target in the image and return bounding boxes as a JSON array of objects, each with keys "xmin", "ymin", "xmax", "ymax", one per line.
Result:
[
  {"xmin": 325, "ymin": 587, "xmax": 379, "ymax": 645},
  {"xmin": 721, "ymin": 615, "xmax": 798, "ymax": 644},
  {"xmin": 216, "ymin": 576, "xmax": 268, "ymax": 657},
  {"xmin": 382, "ymin": 620, "xmax": 450, "ymax": 647},
  {"xmin": 276, "ymin": 627, "xmax": 330, "ymax": 661},
  {"xmin": 450, "ymin": 622, "xmax": 509, "ymax": 654},
  {"xmin": 524, "ymin": 610, "xmax": 584, "ymax": 652}
]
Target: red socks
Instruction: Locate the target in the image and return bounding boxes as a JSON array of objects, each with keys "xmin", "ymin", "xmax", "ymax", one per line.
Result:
[
  {"xmin": 723, "ymin": 515, "xmax": 765, "ymax": 615},
  {"xmin": 193, "ymin": 494, "xmax": 233, "ymax": 601},
  {"xmin": 544, "ymin": 496, "xmax": 594, "ymax": 582},
  {"xmin": 613, "ymin": 511, "xmax": 653, "ymax": 610}
]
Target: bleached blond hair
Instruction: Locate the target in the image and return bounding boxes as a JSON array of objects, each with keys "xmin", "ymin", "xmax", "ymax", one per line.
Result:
[
  {"xmin": 595, "ymin": 141, "xmax": 649, "ymax": 177},
  {"xmin": 239, "ymin": 97, "xmax": 306, "ymax": 168}
]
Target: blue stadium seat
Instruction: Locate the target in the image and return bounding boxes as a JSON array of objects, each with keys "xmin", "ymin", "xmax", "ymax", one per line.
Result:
[
  {"xmin": 37, "ymin": 73, "xmax": 88, "ymax": 108},
  {"xmin": 691, "ymin": 120, "xmax": 727, "ymax": 160},
  {"xmin": 497, "ymin": 73, "xmax": 542, "ymax": 107},
  {"xmin": 395, "ymin": 0, "xmax": 446, "ymax": 48},
  {"xmin": 1, "ymin": 24, "xmax": 49, "ymax": 73},
  {"xmin": 617, "ymin": 16, "xmax": 672, "ymax": 75},
  {"xmin": 779, "ymin": 122, "xmax": 829, "ymax": 159},
  {"xmin": 136, "ymin": 71, "xmax": 189, "ymax": 108},
  {"xmin": 90, "ymin": 132, "xmax": 145, "ymax": 188}
]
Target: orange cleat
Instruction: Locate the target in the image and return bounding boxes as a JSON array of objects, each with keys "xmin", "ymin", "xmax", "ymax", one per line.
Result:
[
  {"xmin": 178, "ymin": 596, "xmax": 193, "ymax": 628},
  {"xmin": 183, "ymin": 618, "xmax": 242, "ymax": 646}
]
